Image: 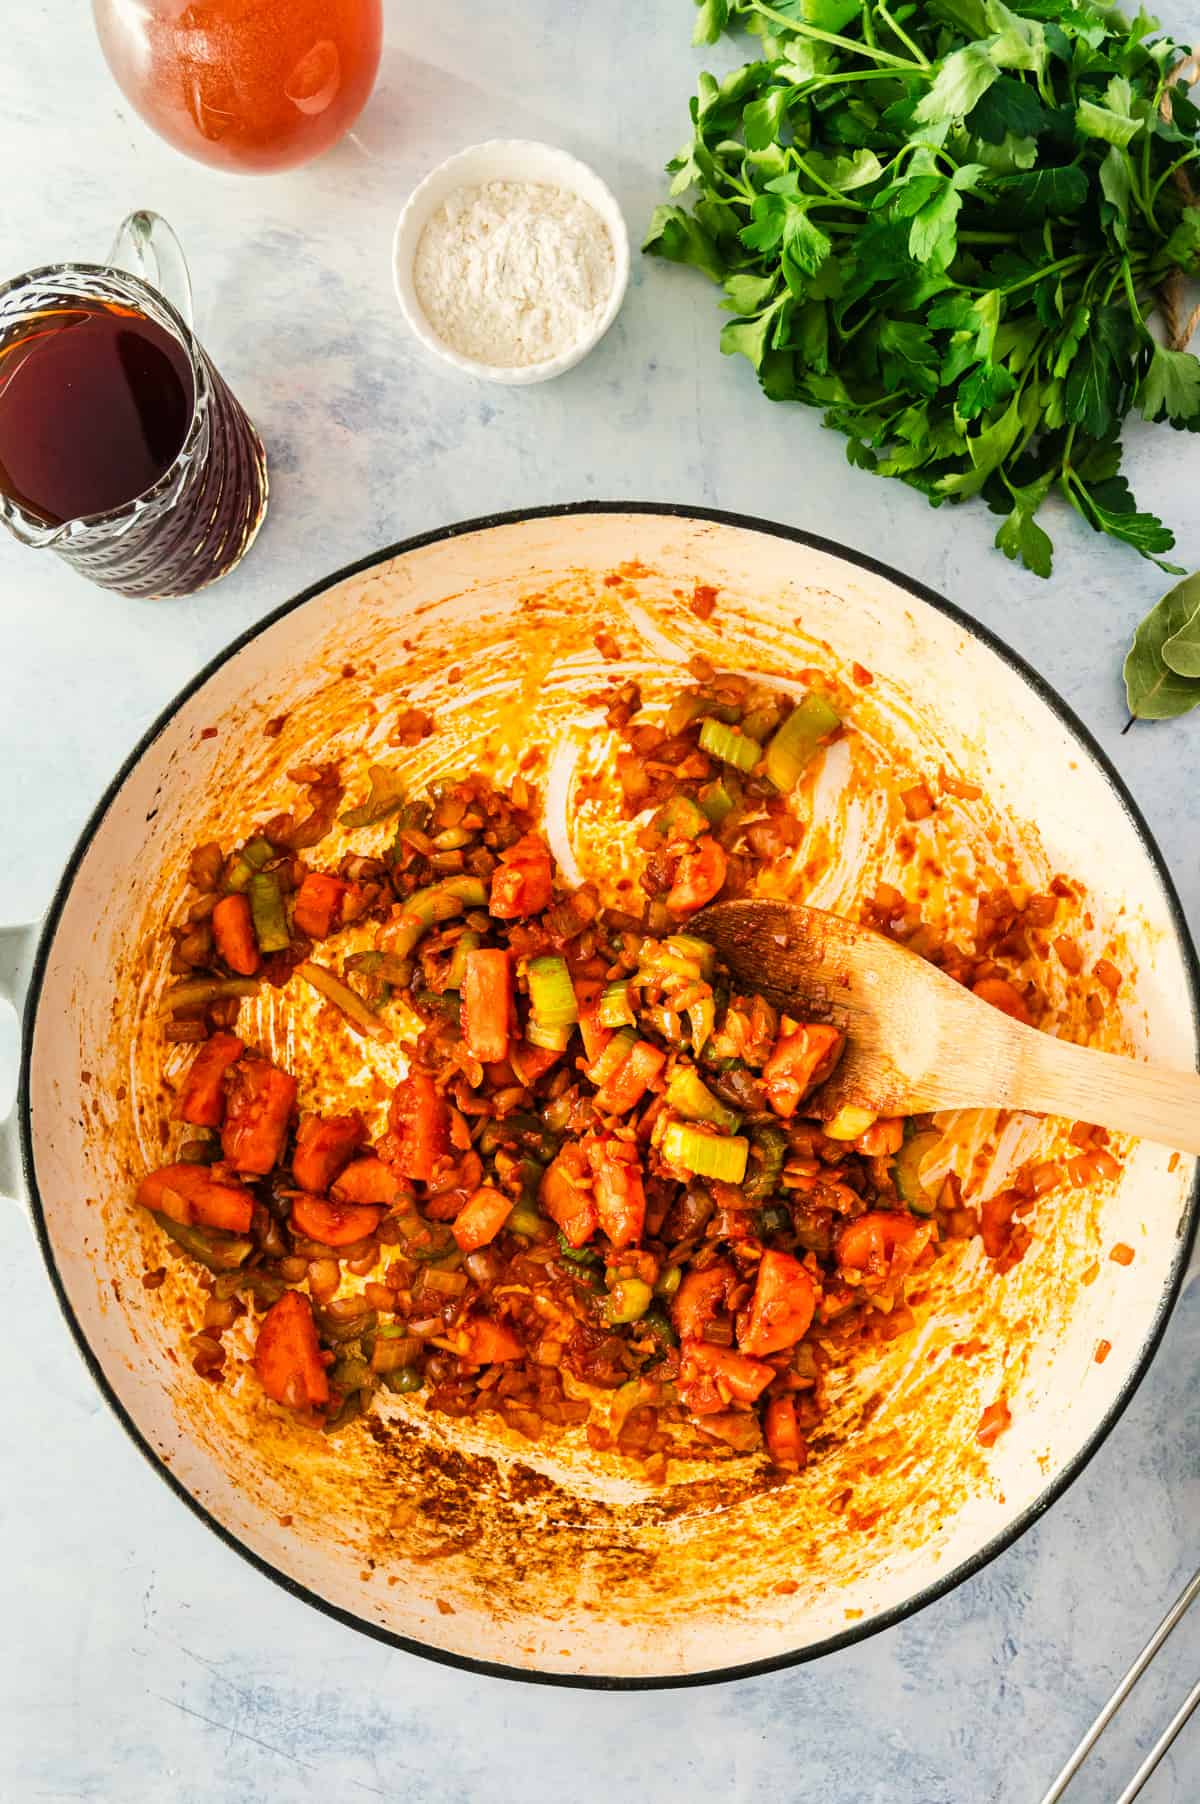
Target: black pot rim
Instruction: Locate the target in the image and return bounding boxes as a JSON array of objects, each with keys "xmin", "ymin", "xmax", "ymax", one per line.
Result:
[{"xmin": 18, "ymin": 500, "xmax": 1200, "ymax": 1690}]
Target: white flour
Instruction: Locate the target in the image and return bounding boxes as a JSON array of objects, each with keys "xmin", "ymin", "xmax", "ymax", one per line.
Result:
[{"xmin": 413, "ymin": 181, "xmax": 615, "ymax": 368}]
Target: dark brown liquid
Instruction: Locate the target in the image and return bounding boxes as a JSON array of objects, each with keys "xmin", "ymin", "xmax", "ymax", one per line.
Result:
[{"xmin": 0, "ymin": 300, "xmax": 194, "ymax": 524}]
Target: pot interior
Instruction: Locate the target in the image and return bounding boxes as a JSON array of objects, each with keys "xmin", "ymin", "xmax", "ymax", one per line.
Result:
[{"xmin": 26, "ymin": 509, "xmax": 1197, "ymax": 1681}]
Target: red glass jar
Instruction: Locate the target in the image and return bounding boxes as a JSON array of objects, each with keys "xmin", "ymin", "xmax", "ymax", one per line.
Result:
[{"xmin": 93, "ymin": 0, "xmax": 383, "ymax": 174}]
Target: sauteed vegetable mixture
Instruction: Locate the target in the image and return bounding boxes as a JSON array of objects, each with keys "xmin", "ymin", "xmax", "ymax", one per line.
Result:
[{"xmin": 137, "ymin": 663, "xmax": 1119, "ymax": 1474}]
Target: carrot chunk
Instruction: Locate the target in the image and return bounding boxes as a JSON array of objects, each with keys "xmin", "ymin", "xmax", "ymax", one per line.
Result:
[
  {"xmin": 666, "ymin": 837, "xmax": 727, "ymax": 913},
  {"xmin": 586, "ymin": 1138, "xmax": 646, "ymax": 1247},
  {"xmin": 489, "ymin": 834, "xmax": 553, "ymax": 919},
  {"xmin": 763, "ymin": 1024, "xmax": 844, "ymax": 1117},
  {"xmin": 292, "ymin": 1111, "xmax": 365, "ymax": 1193},
  {"xmin": 739, "ymin": 1250, "xmax": 816, "ymax": 1356},
  {"xmin": 254, "ymin": 1291, "xmax": 329, "ymax": 1409},
  {"xmin": 292, "ymin": 872, "xmax": 355, "ymax": 940},
  {"xmin": 173, "ymin": 1032, "xmax": 244, "ymax": 1128},
  {"xmin": 289, "ymin": 1193, "xmax": 383, "ymax": 1247},
  {"xmin": 388, "ymin": 1073, "xmax": 450, "ymax": 1182},
  {"xmin": 221, "ymin": 1058, "xmax": 297, "ymax": 1175},
  {"xmin": 458, "ymin": 1316, "xmax": 524, "ymax": 1364},
  {"xmin": 136, "ymin": 1162, "xmax": 253, "ymax": 1234},
  {"xmin": 764, "ymin": 1395, "xmax": 809, "ymax": 1470},
  {"xmin": 462, "ymin": 948, "xmax": 512, "ymax": 1064},
  {"xmin": 678, "ymin": 1339, "xmax": 774, "ymax": 1415},
  {"xmin": 211, "ymin": 895, "xmax": 260, "ymax": 976},
  {"xmin": 332, "ymin": 1156, "xmax": 407, "ymax": 1207},
  {"xmin": 452, "ymin": 1186, "xmax": 514, "ymax": 1252}
]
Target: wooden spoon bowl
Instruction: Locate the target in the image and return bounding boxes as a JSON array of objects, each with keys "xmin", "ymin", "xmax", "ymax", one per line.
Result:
[{"xmin": 697, "ymin": 898, "xmax": 1200, "ymax": 1154}]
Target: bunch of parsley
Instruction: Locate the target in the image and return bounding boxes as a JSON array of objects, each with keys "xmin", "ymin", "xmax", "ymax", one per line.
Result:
[{"xmin": 645, "ymin": 0, "xmax": 1200, "ymax": 579}]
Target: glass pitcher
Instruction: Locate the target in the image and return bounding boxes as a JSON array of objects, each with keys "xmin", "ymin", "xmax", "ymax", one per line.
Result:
[{"xmin": 0, "ymin": 211, "xmax": 268, "ymax": 599}]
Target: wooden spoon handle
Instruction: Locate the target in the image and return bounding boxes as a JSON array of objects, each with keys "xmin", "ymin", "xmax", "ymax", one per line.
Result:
[{"xmin": 1006, "ymin": 1033, "xmax": 1200, "ymax": 1156}]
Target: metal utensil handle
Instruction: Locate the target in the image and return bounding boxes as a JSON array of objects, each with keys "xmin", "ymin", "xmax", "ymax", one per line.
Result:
[
  {"xmin": 1113, "ymin": 1675, "xmax": 1200, "ymax": 1804},
  {"xmin": 1038, "ymin": 1566, "xmax": 1200, "ymax": 1804},
  {"xmin": 0, "ymin": 921, "xmax": 37, "ymax": 1211}
]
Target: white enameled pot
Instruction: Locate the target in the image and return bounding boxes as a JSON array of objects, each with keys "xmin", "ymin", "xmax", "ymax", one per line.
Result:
[{"xmin": 2, "ymin": 506, "xmax": 1196, "ymax": 1687}]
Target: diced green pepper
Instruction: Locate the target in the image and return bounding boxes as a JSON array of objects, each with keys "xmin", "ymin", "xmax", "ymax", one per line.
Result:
[
  {"xmin": 744, "ymin": 1125, "xmax": 788, "ymax": 1200},
  {"xmin": 699, "ymin": 717, "xmax": 761, "ymax": 773},
  {"xmin": 387, "ymin": 799, "xmax": 432, "ymax": 861},
  {"xmin": 445, "ymin": 929, "xmax": 481, "ymax": 991},
  {"xmin": 322, "ymin": 1390, "xmax": 365, "ymax": 1432},
  {"xmin": 893, "ymin": 1127, "xmax": 941, "ymax": 1213},
  {"xmin": 152, "ymin": 1212, "xmax": 253, "ymax": 1272},
  {"xmin": 162, "ymin": 976, "xmax": 260, "ymax": 1014},
  {"xmin": 329, "ymin": 1354, "xmax": 372, "ymax": 1391},
  {"xmin": 662, "ymin": 1120, "xmax": 749, "ymax": 1182},
  {"xmin": 316, "ymin": 1308, "xmax": 378, "ymax": 1346},
  {"xmin": 698, "ymin": 776, "xmax": 739, "ymax": 826},
  {"xmin": 340, "ymin": 763, "xmax": 407, "ymax": 829},
  {"xmin": 557, "ymin": 1231, "xmax": 600, "ymax": 1266},
  {"xmin": 387, "ymin": 876, "xmax": 489, "ymax": 958},
  {"xmin": 604, "ymin": 1277, "xmax": 654, "ymax": 1325},
  {"xmin": 641, "ymin": 1306, "xmax": 678, "ymax": 1349},
  {"xmin": 506, "ymin": 1200, "xmax": 544, "ymax": 1239},
  {"xmin": 346, "ymin": 948, "xmax": 412, "ymax": 987},
  {"xmin": 665, "ymin": 1066, "xmax": 741, "ymax": 1133},
  {"xmin": 383, "ymin": 1366, "xmax": 425, "ymax": 1394},
  {"xmin": 652, "ymin": 794, "xmax": 708, "ymax": 841},
  {"xmin": 223, "ymin": 836, "xmax": 275, "ymax": 893},
  {"xmin": 248, "ymin": 870, "xmax": 290, "ymax": 953},
  {"xmin": 756, "ymin": 1202, "xmax": 792, "ymax": 1237},
  {"xmin": 764, "ymin": 693, "xmax": 842, "ymax": 792},
  {"xmin": 654, "ymin": 1263, "xmax": 682, "ymax": 1299},
  {"xmin": 663, "ymin": 693, "xmax": 709, "ymax": 736}
]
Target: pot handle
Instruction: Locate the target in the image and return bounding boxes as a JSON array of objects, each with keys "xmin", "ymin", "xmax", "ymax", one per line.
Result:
[{"xmin": 0, "ymin": 922, "xmax": 36, "ymax": 1212}]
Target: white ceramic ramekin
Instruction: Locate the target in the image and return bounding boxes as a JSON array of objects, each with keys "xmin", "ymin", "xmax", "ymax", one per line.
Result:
[{"xmin": 392, "ymin": 138, "xmax": 630, "ymax": 385}]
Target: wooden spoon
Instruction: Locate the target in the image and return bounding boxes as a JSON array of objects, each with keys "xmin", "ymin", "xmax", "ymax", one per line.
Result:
[{"xmin": 695, "ymin": 898, "xmax": 1200, "ymax": 1155}]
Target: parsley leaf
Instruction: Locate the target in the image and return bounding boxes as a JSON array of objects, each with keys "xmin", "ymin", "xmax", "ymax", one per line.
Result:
[
  {"xmin": 915, "ymin": 46, "xmax": 1001, "ymax": 124},
  {"xmin": 995, "ymin": 478, "xmax": 1055, "ymax": 576},
  {"xmin": 643, "ymin": 206, "xmax": 726, "ymax": 283},
  {"xmin": 1138, "ymin": 345, "xmax": 1200, "ymax": 423},
  {"xmin": 648, "ymin": 0, "xmax": 1200, "ymax": 717}
]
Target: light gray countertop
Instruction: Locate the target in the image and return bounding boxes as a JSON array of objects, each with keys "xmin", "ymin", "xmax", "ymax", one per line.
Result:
[{"xmin": 1, "ymin": 5, "xmax": 1197, "ymax": 1800}]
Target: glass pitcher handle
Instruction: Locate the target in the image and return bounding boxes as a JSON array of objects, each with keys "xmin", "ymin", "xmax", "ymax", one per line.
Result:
[{"xmin": 107, "ymin": 210, "xmax": 194, "ymax": 330}]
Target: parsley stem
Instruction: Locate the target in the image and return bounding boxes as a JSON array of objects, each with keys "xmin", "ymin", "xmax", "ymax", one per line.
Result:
[
  {"xmin": 1149, "ymin": 147, "xmax": 1200, "ymax": 209},
  {"xmin": 804, "ymin": 68, "xmax": 916, "ymax": 87},
  {"xmin": 958, "ymin": 231, "xmax": 1020, "ymax": 245},
  {"xmin": 1119, "ymin": 256, "xmax": 1148, "ymax": 335},
  {"xmin": 874, "ymin": 1, "xmax": 930, "ymax": 67},
  {"xmin": 996, "ymin": 253, "xmax": 1089, "ymax": 296},
  {"xmin": 791, "ymin": 151, "xmax": 869, "ymax": 209},
  {"xmin": 747, "ymin": 1, "xmax": 923, "ymax": 70}
]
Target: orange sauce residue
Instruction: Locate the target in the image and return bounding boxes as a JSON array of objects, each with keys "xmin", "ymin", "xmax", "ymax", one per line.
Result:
[{"xmin": 976, "ymin": 1397, "xmax": 1012, "ymax": 1447}]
